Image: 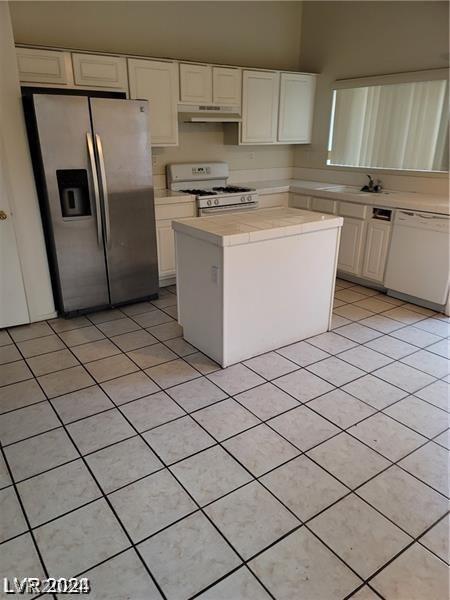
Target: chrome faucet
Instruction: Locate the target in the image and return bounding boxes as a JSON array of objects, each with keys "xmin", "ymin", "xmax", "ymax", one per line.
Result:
[{"xmin": 361, "ymin": 174, "xmax": 382, "ymax": 193}]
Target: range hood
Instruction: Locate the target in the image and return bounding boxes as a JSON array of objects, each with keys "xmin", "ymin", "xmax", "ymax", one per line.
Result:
[{"xmin": 178, "ymin": 104, "xmax": 241, "ymax": 123}]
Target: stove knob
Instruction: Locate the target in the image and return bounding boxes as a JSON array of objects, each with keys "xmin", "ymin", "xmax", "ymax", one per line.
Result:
[
  {"xmin": 207, "ymin": 199, "xmax": 212, "ymax": 206},
  {"xmin": 214, "ymin": 198, "xmax": 219, "ymax": 205},
  {"xmin": 247, "ymin": 195, "xmax": 252, "ymax": 202},
  {"xmin": 241, "ymin": 195, "xmax": 245, "ymax": 203}
]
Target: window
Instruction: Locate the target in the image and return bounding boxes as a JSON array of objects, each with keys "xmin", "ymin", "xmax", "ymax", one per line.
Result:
[{"xmin": 327, "ymin": 71, "xmax": 448, "ymax": 172}]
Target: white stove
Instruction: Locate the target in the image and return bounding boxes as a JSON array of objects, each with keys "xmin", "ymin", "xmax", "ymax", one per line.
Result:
[{"xmin": 166, "ymin": 162, "xmax": 258, "ymax": 216}]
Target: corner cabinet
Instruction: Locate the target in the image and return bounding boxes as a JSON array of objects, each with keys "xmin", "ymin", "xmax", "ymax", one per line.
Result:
[
  {"xmin": 241, "ymin": 70, "xmax": 279, "ymax": 143},
  {"xmin": 155, "ymin": 200, "xmax": 196, "ymax": 286},
  {"xmin": 128, "ymin": 58, "xmax": 179, "ymax": 147},
  {"xmin": 278, "ymin": 73, "xmax": 316, "ymax": 143}
]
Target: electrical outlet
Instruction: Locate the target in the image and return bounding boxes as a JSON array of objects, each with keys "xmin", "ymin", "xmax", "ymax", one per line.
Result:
[
  {"xmin": 152, "ymin": 155, "xmax": 158, "ymax": 168},
  {"xmin": 248, "ymin": 152, "xmax": 255, "ymax": 160}
]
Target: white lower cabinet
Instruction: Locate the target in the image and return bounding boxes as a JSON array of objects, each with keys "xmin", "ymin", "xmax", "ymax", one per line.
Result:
[
  {"xmin": 289, "ymin": 193, "xmax": 311, "ymax": 209},
  {"xmin": 337, "ymin": 217, "xmax": 366, "ymax": 275},
  {"xmin": 156, "ymin": 222, "xmax": 176, "ymax": 282},
  {"xmin": 362, "ymin": 220, "xmax": 391, "ymax": 282},
  {"xmin": 257, "ymin": 192, "xmax": 289, "ymax": 209},
  {"xmin": 128, "ymin": 58, "xmax": 179, "ymax": 146},
  {"xmin": 311, "ymin": 197, "xmax": 337, "ymax": 214},
  {"xmin": 155, "ymin": 200, "xmax": 196, "ymax": 285}
]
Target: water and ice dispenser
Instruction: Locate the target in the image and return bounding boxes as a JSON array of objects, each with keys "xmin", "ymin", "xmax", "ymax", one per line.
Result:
[{"xmin": 56, "ymin": 169, "xmax": 91, "ymax": 218}]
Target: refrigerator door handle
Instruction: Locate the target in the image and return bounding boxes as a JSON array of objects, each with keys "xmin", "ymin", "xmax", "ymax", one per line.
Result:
[
  {"xmin": 95, "ymin": 133, "xmax": 111, "ymax": 248},
  {"xmin": 86, "ymin": 132, "xmax": 103, "ymax": 247}
]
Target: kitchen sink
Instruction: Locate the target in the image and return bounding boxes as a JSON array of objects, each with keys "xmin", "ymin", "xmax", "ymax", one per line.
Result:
[{"xmin": 316, "ymin": 185, "xmax": 390, "ymax": 195}]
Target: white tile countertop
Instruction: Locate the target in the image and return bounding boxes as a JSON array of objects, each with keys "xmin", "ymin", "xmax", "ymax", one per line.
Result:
[
  {"xmin": 172, "ymin": 207, "xmax": 343, "ymax": 247},
  {"xmin": 156, "ymin": 180, "xmax": 449, "ymax": 214},
  {"xmin": 154, "ymin": 189, "xmax": 195, "ymax": 206},
  {"xmin": 236, "ymin": 179, "xmax": 450, "ymax": 215}
]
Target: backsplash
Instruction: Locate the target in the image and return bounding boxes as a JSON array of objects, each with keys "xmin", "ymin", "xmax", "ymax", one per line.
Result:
[
  {"xmin": 152, "ymin": 123, "xmax": 447, "ymax": 196},
  {"xmin": 152, "ymin": 122, "xmax": 295, "ymax": 189},
  {"xmin": 292, "ymin": 166, "xmax": 448, "ymax": 196}
]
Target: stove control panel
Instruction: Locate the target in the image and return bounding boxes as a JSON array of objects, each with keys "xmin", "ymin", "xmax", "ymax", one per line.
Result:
[{"xmin": 192, "ymin": 166, "xmax": 211, "ymax": 176}]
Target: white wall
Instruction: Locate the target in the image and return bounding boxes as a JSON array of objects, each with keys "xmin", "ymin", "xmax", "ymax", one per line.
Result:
[
  {"xmin": 10, "ymin": 1, "xmax": 301, "ymax": 183},
  {"xmin": 152, "ymin": 123, "xmax": 295, "ymax": 188},
  {"xmin": 0, "ymin": 2, "xmax": 55, "ymax": 324},
  {"xmin": 295, "ymin": 1, "xmax": 449, "ymax": 194},
  {"xmin": 10, "ymin": 1, "xmax": 303, "ymax": 70}
]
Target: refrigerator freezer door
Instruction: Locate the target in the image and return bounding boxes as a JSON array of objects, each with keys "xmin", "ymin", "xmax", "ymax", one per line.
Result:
[
  {"xmin": 32, "ymin": 95, "xmax": 109, "ymax": 313},
  {"xmin": 90, "ymin": 98, "xmax": 159, "ymax": 304}
]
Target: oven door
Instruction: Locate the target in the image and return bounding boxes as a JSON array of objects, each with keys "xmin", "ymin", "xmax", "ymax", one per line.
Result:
[{"xmin": 198, "ymin": 202, "xmax": 259, "ymax": 217}]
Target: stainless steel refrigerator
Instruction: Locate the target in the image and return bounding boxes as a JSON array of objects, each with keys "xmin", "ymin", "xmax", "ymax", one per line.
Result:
[{"xmin": 28, "ymin": 94, "xmax": 158, "ymax": 316}]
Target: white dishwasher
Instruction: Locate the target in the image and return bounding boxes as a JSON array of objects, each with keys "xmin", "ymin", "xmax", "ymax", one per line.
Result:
[{"xmin": 384, "ymin": 210, "xmax": 450, "ymax": 305}]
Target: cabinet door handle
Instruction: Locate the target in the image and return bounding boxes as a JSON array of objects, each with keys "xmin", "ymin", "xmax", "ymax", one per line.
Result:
[{"xmin": 0, "ymin": 210, "xmax": 7, "ymax": 220}]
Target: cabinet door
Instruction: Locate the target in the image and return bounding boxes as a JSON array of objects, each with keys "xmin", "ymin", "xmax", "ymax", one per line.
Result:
[
  {"xmin": 72, "ymin": 53, "xmax": 127, "ymax": 89},
  {"xmin": 241, "ymin": 70, "xmax": 279, "ymax": 143},
  {"xmin": 156, "ymin": 221, "xmax": 176, "ymax": 278},
  {"xmin": 16, "ymin": 47, "xmax": 69, "ymax": 84},
  {"xmin": 338, "ymin": 217, "xmax": 366, "ymax": 275},
  {"xmin": 362, "ymin": 220, "xmax": 391, "ymax": 282},
  {"xmin": 179, "ymin": 63, "xmax": 212, "ymax": 104},
  {"xmin": 278, "ymin": 73, "xmax": 316, "ymax": 143},
  {"xmin": 128, "ymin": 58, "xmax": 178, "ymax": 146},
  {"xmin": 213, "ymin": 67, "xmax": 241, "ymax": 106}
]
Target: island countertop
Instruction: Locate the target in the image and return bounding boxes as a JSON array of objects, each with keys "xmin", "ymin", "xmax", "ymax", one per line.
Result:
[{"xmin": 172, "ymin": 207, "xmax": 343, "ymax": 247}]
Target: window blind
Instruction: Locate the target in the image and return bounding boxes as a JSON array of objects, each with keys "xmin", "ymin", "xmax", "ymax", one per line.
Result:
[{"xmin": 328, "ymin": 79, "xmax": 449, "ymax": 172}]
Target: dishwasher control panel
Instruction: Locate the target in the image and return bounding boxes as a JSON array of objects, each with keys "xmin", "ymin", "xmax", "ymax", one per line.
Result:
[{"xmin": 395, "ymin": 210, "xmax": 450, "ymax": 232}]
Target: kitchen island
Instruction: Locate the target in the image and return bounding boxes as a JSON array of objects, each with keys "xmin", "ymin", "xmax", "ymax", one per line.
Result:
[{"xmin": 173, "ymin": 207, "xmax": 343, "ymax": 367}]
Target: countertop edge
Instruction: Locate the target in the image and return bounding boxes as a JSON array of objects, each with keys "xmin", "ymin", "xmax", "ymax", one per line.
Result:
[{"xmin": 241, "ymin": 180, "xmax": 449, "ymax": 215}]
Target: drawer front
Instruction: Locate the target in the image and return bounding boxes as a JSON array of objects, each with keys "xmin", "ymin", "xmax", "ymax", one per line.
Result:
[
  {"xmin": 155, "ymin": 203, "xmax": 196, "ymax": 221},
  {"xmin": 258, "ymin": 193, "xmax": 289, "ymax": 209},
  {"xmin": 339, "ymin": 201, "xmax": 368, "ymax": 219},
  {"xmin": 290, "ymin": 193, "xmax": 311, "ymax": 209},
  {"xmin": 311, "ymin": 197, "xmax": 337, "ymax": 214}
]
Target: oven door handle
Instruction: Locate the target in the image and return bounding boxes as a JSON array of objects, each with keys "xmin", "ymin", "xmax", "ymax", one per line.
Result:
[{"xmin": 200, "ymin": 202, "xmax": 259, "ymax": 216}]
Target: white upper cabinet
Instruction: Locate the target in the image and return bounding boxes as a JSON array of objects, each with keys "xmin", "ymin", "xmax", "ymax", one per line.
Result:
[
  {"xmin": 241, "ymin": 70, "xmax": 279, "ymax": 144},
  {"xmin": 278, "ymin": 73, "xmax": 316, "ymax": 143},
  {"xmin": 128, "ymin": 58, "xmax": 179, "ymax": 147},
  {"xmin": 16, "ymin": 47, "xmax": 70, "ymax": 84},
  {"xmin": 72, "ymin": 53, "xmax": 127, "ymax": 89},
  {"xmin": 179, "ymin": 63, "xmax": 212, "ymax": 104},
  {"xmin": 212, "ymin": 67, "xmax": 241, "ymax": 106}
]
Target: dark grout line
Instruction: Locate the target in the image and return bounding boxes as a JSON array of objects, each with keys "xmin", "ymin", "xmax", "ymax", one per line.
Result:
[
  {"xmin": 4, "ymin": 338, "xmax": 169, "ymax": 600},
  {"xmin": 0, "ymin": 444, "xmax": 57, "ymax": 600},
  {"xmin": 1, "ymin": 282, "xmax": 448, "ymax": 598}
]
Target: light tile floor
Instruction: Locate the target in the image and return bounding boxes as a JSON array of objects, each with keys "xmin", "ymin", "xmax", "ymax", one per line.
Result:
[{"xmin": 0, "ymin": 281, "xmax": 449, "ymax": 599}]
